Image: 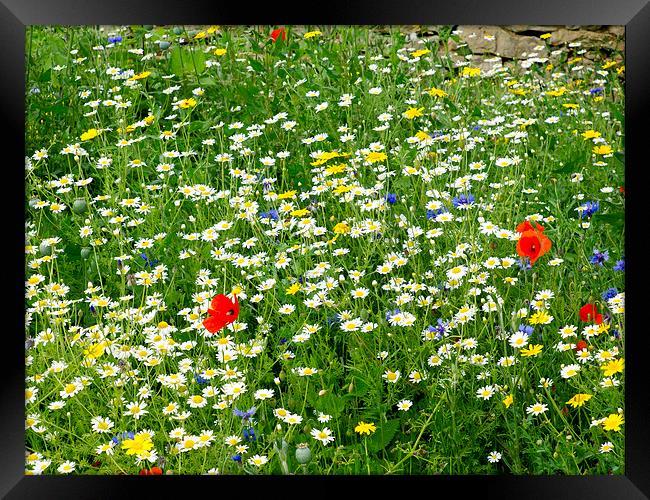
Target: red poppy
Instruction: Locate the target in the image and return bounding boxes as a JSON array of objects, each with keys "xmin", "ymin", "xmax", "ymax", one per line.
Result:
[
  {"xmin": 139, "ymin": 467, "xmax": 163, "ymax": 475},
  {"xmin": 579, "ymin": 304, "xmax": 603, "ymax": 324},
  {"xmin": 575, "ymin": 339, "xmax": 588, "ymax": 352},
  {"xmin": 516, "ymin": 220, "xmax": 545, "ymax": 234},
  {"xmin": 203, "ymin": 294, "xmax": 239, "ymax": 334},
  {"xmin": 271, "ymin": 28, "xmax": 286, "ymax": 43},
  {"xmin": 515, "ymin": 221, "xmax": 552, "ymax": 265}
]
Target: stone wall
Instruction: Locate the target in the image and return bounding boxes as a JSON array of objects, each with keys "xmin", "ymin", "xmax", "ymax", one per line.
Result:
[
  {"xmin": 452, "ymin": 25, "xmax": 623, "ymax": 58},
  {"xmin": 395, "ymin": 25, "xmax": 624, "ymax": 73}
]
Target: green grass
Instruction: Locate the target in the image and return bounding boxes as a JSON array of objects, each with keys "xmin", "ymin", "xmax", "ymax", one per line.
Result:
[{"xmin": 24, "ymin": 25, "xmax": 625, "ymax": 475}]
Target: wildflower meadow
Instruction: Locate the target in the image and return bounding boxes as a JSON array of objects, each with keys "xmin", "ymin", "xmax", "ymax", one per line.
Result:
[{"xmin": 25, "ymin": 25, "xmax": 625, "ymax": 475}]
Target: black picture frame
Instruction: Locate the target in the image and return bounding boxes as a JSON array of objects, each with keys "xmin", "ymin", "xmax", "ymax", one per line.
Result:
[{"xmin": 3, "ymin": 1, "xmax": 648, "ymax": 498}]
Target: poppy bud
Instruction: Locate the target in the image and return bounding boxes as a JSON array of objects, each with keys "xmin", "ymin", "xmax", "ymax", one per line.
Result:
[
  {"xmin": 159, "ymin": 41, "xmax": 171, "ymax": 50},
  {"xmin": 72, "ymin": 198, "xmax": 88, "ymax": 214},
  {"xmin": 81, "ymin": 247, "xmax": 92, "ymax": 259},
  {"xmin": 39, "ymin": 241, "xmax": 52, "ymax": 256},
  {"xmin": 295, "ymin": 443, "xmax": 312, "ymax": 464}
]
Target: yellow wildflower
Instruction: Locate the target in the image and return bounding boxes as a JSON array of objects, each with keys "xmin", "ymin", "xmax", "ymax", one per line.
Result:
[
  {"xmin": 80, "ymin": 128, "xmax": 100, "ymax": 141},
  {"xmin": 566, "ymin": 394, "xmax": 592, "ymax": 408},
  {"xmin": 403, "ymin": 107, "xmax": 424, "ymax": 119},
  {"xmin": 601, "ymin": 358, "xmax": 624, "ymax": 377},
  {"xmin": 354, "ymin": 421, "xmax": 376, "ymax": 436},
  {"xmin": 601, "ymin": 413, "xmax": 624, "ymax": 432}
]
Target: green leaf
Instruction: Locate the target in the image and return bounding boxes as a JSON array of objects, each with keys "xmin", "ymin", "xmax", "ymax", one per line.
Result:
[
  {"xmin": 613, "ymin": 151, "xmax": 624, "ymax": 166},
  {"xmin": 596, "ymin": 212, "xmax": 624, "ymax": 229},
  {"xmin": 170, "ymin": 46, "xmax": 206, "ymax": 77},
  {"xmin": 198, "ymin": 77, "xmax": 218, "ymax": 87},
  {"xmin": 345, "ymin": 375, "xmax": 371, "ymax": 398},
  {"xmin": 313, "ymin": 392, "xmax": 346, "ymax": 418},
  {"xmin": 38, "ymin": 68, "xmax": 52, "ymax": 83},
  {"xmin": 367, "ymin": 419, "xmax": 400, "ymax": 453},
  {"xmin": 188, "ymin": 120, "xmax": 209, "ymax": 133},
  {"xmin": 248, "ymin": 58, "xmax": 264, "ymax": 73}
]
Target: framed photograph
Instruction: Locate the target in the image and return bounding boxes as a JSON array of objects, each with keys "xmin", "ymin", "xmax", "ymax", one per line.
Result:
[{"xmin": 4, "ymin": 0, "xmax": 648, "ymax": 497}]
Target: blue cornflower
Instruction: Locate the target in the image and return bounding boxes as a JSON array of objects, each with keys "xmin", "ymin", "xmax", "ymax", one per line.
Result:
[
  {"xmin": 260, "ymin": 209, "xmax": 279, "ymax": 221},
  {"xmin": 243, "ymin": 428, "xmax": 257, "ymax": 441},
  {"xmin": 231, "ymin": 454, "xmax": 242, "ymax": 462},
  {"xmin": 140, "ymin": 253, "xmax": 159, "ymax": 267},
  {"xmin": 108, "ymin": 36, "xmax": 123, "ymax": 44},
  {"xmin": 233, "ymin": 407, "xmax": 257, "ymax": 422},
  {"xmin": 386, "ymin": 308, "xmax": 401, "ymax": 321},
  {"xmin": 279, "ymin": 338, "xmax": 288, "ymax": 345},
  {"xmin": 385, "ymin": 193, "xmax": 398, "ymax": 205},
  {"xmin": 518, "ymin": 324, "xmax": 534, "ymax": 336},
  {"xmin": 427, "ymin": 208, "xmax": 445, "ymax": 220},
  {"xmin": 590, "ymin": 249, "xmax": 609, "ymax": 266},
  {"xmin": 590, "ymin": 87, "xmax": 603, "ymax": 94},
  {"xmin": 111, "ymin": 431, "xmax": 134, "ymax": 444},
  {"xmin": 517, "ymin": 259, "xmax": 532, "ymax": 271},
  {"xmin": 195, "ymin": 374, "xmax": 209, "ymax": 385},
  {"xmin": 428, "ymin": 318, "xmax": 449, "ymax": 339},
  {"xmin": 602, "ymin": 288, "xmax": 618, "ymax": 301},
  {"xmin": 327, "ymin": 314, "xmax": 340, "ymax": 326},
  {"xmin": 579, "ymin": 201, "xmax": 599, "ymax": 218},
  {"xmin": 613, "ymin": 259, "xmax": 625, "ymax": 271},
  {"xmin": 452, "ymin": 193, "xmax": 475, "ymax": 209}
]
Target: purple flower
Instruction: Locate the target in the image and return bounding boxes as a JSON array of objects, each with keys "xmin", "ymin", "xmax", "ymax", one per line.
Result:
[
  {"xmin": 579, "ymin": 201, "xmax": 599, "ymax": 218},
  {"xmin": 590, "ymin": 249, "xmax": 609, "ymax": 266},
  {"xmin": 613, "ymin": 259, "xmax": 625, "ymax": 271},
  {"xmin": 427, "ymin": 318, "xmax": 449, "ymax": 339}
]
